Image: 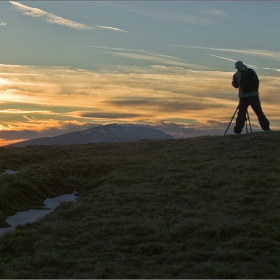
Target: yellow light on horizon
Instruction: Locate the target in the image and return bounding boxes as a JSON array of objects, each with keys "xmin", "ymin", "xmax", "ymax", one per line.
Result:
[{"xmin": 0, "ymin": 138, "xmax": 27, "ymax": 147}]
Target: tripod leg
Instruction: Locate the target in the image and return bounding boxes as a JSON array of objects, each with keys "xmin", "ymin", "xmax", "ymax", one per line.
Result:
[
  {"xmin": 247, "ymin": 110, "xmax": 252, "ymax": 133},
  {"xmin": 224, "ymin": 105, "xmax": 239, "ymax": 136}
]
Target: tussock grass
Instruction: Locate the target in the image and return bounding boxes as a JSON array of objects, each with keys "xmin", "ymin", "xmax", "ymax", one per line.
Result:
[{"xmin": 0, "ymin": 131, "xmax": 280, "ymax": 278}]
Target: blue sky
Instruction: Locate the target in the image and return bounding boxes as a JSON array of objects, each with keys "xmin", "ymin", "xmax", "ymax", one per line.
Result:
[{"xmin": 1, "ymin": 1, "xmax": 280, "ymax": 145}]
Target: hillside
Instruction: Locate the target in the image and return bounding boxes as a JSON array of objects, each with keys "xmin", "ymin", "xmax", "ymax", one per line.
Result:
[
  {"xmin": 7, "ymin": 124, "xmax": 174, "ymax": 147},
  {"xmin": 0, "ymin": 131, "xmax": 280, "ymax": 278}
]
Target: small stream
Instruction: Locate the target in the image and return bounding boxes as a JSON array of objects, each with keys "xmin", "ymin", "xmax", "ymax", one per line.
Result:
[{"xmin": 0, "ymin": 170, "xmax": 78, "ymax": 237}]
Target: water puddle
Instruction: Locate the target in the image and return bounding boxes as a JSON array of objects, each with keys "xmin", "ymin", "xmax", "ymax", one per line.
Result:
[
  {"xmin": 0, "ymin": 169, "xmax": 79, "ymax": 237},
  {"xmin": 0, "ymin": 169, "xmax": 19, "ymax": 176},
  {"xmin": 0, "ymin": 192, "xmax": 78, "ymax": 237}
]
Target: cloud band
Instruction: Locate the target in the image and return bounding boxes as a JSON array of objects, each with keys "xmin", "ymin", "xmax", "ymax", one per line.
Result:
[{"xmin": 9, "ymin": 1, "xmax": 128, "ymax": 32}]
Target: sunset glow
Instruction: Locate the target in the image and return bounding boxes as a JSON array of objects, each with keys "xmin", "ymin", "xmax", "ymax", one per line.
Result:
[{"xmin": 1, "ymin": 1, "xmax": 280, "ymax": 145}]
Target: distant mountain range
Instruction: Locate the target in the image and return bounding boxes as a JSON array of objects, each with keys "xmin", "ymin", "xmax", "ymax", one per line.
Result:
[{"xmin": 8, "ymin": 124, "xmax": 174, "ymax": 147}]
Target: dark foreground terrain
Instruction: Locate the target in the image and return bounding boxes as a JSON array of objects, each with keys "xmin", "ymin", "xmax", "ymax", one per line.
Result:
[{"xmin": 0, "ymin": 131, "xmax": 280, "ymax": 278}]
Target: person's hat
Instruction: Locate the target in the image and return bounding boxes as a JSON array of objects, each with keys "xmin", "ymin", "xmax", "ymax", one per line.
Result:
[{"xmin": 235, "ymin": 61, "xmax": 248, "ymax": 71}]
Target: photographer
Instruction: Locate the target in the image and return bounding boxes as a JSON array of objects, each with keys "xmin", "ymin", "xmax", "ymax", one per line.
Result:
[{"xmin": 232, "ymin": 61, "xmax": 270, "ymax": 134}]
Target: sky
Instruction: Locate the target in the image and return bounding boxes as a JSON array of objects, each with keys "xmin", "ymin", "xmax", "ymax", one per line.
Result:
[{"xmin": 1, "ymin": 1, "xmax": 280, "ymax": 146}]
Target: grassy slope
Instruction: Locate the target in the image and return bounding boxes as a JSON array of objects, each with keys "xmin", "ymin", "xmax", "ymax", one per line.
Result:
[{"xmin": 0, "ymin": 131, "xmax": 279, "ymax": 278}]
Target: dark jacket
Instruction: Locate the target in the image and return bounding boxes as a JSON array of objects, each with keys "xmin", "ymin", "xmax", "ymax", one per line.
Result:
[{"xmin": 232, "ymin": 66, "xmax": 259, "ymax": 98}]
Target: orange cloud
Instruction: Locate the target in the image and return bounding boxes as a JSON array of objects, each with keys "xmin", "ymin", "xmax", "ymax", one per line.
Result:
[{"xmin": 0, "ymin": 63, "xmax": 279, "ymax": 144}]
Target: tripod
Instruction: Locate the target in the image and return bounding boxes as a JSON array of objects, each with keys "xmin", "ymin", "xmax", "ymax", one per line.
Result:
[{"xmin": 224, "ymin": 105, "xmax": 252, "ymax": 135}]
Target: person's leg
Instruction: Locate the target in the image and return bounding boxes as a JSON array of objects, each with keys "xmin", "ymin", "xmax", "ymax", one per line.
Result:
[
  {"xmin": 250, "ymin": 96, "xmax": 270, "ymax": 130},
  {"xmin": 234, "ymin": 98, "xmax": 249, "ymax": 134}
]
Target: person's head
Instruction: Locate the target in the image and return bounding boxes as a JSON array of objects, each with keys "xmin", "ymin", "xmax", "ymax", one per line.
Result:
[{"xmin": 235, "ymin": 61, "xmax": 248, "ymax": 71}]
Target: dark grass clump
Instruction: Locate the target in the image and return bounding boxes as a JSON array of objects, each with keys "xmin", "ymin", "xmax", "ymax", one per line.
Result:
[{"xmin": 0, "ymin": 131, "xmax": 280, "ymax": 278}]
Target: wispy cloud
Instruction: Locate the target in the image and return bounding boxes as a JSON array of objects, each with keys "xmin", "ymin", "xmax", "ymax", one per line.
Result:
[
  {"xmin": 99, "ymin": 2, "xmax": 215, "ymax": 26},
  {"xmin": 144, "ymin": 10, "xmax": 213, "ymax": 26},
  {"xmin": 208, "ymin": 54, "xmax": 236, "ymax": 63},
  {"xmin": 206, "ymin": 9, "xmax": 228, "ymax": 18},
  {"xmin": 82, "ymin": 45, "xmax": 209, "ymax": 69},
  {"xmin": 207, "ymin": 54, "xmax": 257, "ymax": 68},
  {"xmin": 0, "ymin": 109, "xmax": 53, "ymax": 114},
  {"xmin": 104, "ymin": 51, "xmax": 203, "ymax": 68},
  {"xmin": 263, "ymin": 67, "xmax": 280, "ymax": 72},
  {"xmin": 81, "ymin": 45, "xmax": 147, "ymax": 55},
  {"xmin": 10, "ymin": 1, "xmax": 95, "ymax": 30},
  {"xmin": 95, "ymin": 24, "xmax": 129, "ymax": 33},
  {"xmin": 173, "ymin": 45, "xmax": 280, "ymax": 61},
  {"xmin": 81, "ymin": 112, "xmax": 140, "ymax": 120},
  {"xmin": 9, "ymin": 1, "xmax": 129, "ymax": 33}
]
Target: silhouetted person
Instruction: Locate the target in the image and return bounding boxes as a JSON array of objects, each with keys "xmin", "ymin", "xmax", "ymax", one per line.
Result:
[{"xmin": 232, "ymin": 61, "xmax": 270, "ymax": 134}]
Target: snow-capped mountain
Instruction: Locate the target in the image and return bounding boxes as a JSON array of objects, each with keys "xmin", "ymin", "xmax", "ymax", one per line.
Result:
[{"xmin": 8, "ymin": 124, "xmax": 174, "ymax": 147}]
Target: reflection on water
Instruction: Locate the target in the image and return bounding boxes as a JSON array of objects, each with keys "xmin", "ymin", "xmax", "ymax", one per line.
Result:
[{"xmin": 0, "ymin": 192, "xmax": 78, "ymax": 237}]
